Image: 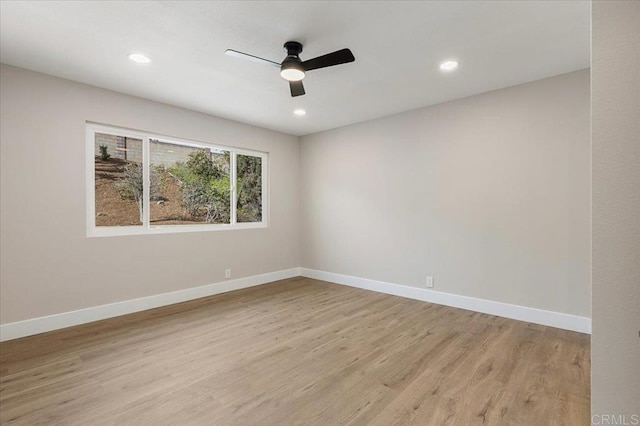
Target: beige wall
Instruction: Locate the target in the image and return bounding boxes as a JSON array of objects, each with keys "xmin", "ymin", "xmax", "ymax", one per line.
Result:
[
  {"xmin": 0, "ymin": 65, "xmax": 592, "ymax": 326},
  {"xmin": 0, "ymin": 64, "xmax": 301, "ymax": 324},
  {"xmin": 592, "ymin": 0, "xmax": 640, "ymax": 418},
  {"xmin": 301, "ymin": 70, "xmax": 591, "ymax": 317}
]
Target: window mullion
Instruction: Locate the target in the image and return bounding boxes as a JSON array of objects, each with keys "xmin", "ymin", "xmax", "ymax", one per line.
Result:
[
  {"xmin": 230, "ymin": 151, "xmax": 237, "ymax": 226},
  {"xmin": 142, "ymin": 137, "xmax": 150, "ymax": 228}
]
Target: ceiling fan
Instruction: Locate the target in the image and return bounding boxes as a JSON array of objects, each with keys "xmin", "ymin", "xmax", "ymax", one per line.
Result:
[{"xmin": 225, "ymin": 41, "xmax": 355, "ymax": 97}]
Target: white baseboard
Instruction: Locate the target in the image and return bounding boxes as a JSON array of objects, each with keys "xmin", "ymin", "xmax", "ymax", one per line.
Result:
[
  {"xmin": 0, "ymin": 266, "xmax": 591, "ymax": 341},
  {"xmin": 0, "ymin": 268, "xmax": 302, "ymax": 342},
  {"xmin": 300, "ymin": 268, "xmax": 591, "ymax": 334}
]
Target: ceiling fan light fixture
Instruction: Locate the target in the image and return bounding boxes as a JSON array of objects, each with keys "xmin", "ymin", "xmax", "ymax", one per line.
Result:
[
  {"xmin": 280, "ymin": 68, "xmax": 305, "ymax": 81},
  {"xmin": 280, "ymin": 60, "xmax": 305, "ymax": 81}
]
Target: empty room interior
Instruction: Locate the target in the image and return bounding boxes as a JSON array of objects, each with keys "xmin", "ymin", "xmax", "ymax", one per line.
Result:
[{"xmin": 0, "ymin": 1, "xmax": 638, "ymax": 425}]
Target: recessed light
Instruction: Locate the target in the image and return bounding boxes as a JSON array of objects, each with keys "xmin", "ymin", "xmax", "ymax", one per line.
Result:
[
  {"xmin": 294, "ymin": 109, "xmax": 306, "ymax": 116},
  {"xmin": 439, "ymin": 60, "xmax": 458, "ymax": 71},
  {"xmin": 128, "ymin": 53, "xmax": 150, "ymax": 64}
]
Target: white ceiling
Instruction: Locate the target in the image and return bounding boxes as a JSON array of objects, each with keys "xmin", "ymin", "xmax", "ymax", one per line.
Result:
[{"xmin": 0, "ymin": 1, "xmax": 590, "ymax": 136}]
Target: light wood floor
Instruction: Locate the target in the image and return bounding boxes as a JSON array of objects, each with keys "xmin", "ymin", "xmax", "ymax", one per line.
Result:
[{"xmin": 0, "ymin": 277, "xmax": 590, "ymax": 425}]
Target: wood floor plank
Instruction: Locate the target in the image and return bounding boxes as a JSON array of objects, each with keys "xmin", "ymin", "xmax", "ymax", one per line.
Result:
[{"xmin": 0, "ymin": 277, "xmax": 590, "ymax": 425}]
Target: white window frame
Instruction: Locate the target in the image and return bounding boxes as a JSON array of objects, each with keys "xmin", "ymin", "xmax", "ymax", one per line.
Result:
[{"xmin": 86, "ymin": 122, "xmax": 268, "ymax": 237}]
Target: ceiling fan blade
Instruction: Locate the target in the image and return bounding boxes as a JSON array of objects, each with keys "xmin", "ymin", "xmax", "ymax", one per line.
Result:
[
  {"xmin": 224, "ymin": 49, "xmax": 280, "ymax": 68},
  {"xmin": 289, "ymin": 80, "xmax": 305, "ymax": 97},
  {"xmin": 302, "ymin": 48, "xmax": 355, "ymax": 71}
]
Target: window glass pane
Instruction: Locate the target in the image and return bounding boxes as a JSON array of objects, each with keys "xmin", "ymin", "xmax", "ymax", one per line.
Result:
[
  {"xmin": 150, "ymin": 140, "xmax": 231, "ymax": 225},
  {"xmin": 94, "ymin": 133, "xmax": 143, "ymax": 226},
  {"xmin": 236, "ymin": 154, "xmax": 263, "ymax": 223}
]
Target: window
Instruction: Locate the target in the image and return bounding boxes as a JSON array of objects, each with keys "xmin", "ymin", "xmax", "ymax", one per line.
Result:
[
  {"xmin": 87, "ymin": 123, "xmax": 267, "ymax": 236},
  {"xmin": 236, "ymin": 154, "xmax": 263, "ymax": 223},
  {"xmin": 149, "ymin": 140, "xmax": 232, "ymax": 226}
]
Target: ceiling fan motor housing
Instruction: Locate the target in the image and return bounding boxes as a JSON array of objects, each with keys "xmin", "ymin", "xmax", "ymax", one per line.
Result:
[{"xmin": 284, "ymin": 41, "xmax": 303, "ymax": 56}]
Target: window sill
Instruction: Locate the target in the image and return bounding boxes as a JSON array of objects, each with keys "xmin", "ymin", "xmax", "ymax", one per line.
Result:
[{"xmin": 87, "ymin": 222, "xmax": 268, "ymax": 238}]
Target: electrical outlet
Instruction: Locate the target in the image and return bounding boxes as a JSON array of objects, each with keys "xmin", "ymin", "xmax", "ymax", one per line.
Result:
[
  {"xmin": 426, "ymin": 276, "xmax": 434, "ymax": 288},
  {"xmin": 225, "ymin": 269, "xmax": 231, "ymax": 279}
]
